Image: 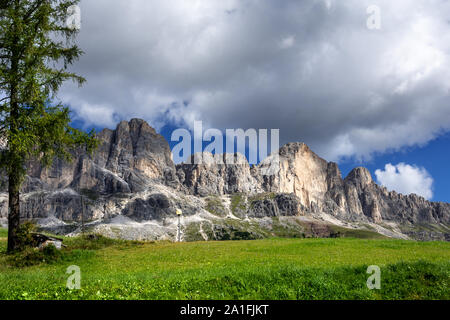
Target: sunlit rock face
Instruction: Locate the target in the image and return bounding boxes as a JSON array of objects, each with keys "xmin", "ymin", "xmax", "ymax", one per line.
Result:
[
  {"xmin": 0, "ymin": 119, "xmax": 448, "ymax": 241},
  {"xmin": 257, "ymin": 143, "xmax": 336, "ymax": 213},
  {"xmin": 176, "ymin": 139, "xmax": 450, "ymax": 230},
  {"xmin": 176, "ymin": 152, "xmax": 263, "ymax": 196},
  {"xmin": 271, "ymin": 143, "xmax": 328, "ymax": 206},
  {"xmin": 253, "ymin": 145, "xmax": 389, "ymax": 223}
]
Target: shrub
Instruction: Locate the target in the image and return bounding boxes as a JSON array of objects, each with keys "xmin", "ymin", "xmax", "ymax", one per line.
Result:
[
  {"xmin": 66, "ymin": 233, "xmax": 137, "ymax": 250},
  {"xmin": 6, "ymin": 244, "xmax": 62, "ymax": 268},
  {"xmin": 15, "ymin": 221, "xmax": 38, "ymax": 251}
]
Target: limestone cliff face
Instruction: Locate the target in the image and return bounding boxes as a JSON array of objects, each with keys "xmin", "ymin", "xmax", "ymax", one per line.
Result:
[
  {"xmin": 0, "ymin": 119, "xmax": 179, "ymax": 225},
  {"xmin": 253, "ymin": 145, "xmax": 382, "ymax": 222},
  {"xmin": 265, "ymin": 144, "xmax": 329, "ymax": 206},
  {"xmin": 342, "ymin": 167, "xmax": 450, "ymax": 227},
  {"xmin": 176, "ymin": 152, "xmax": 262, "ymax": 196},
  {"xmin": 175, "ymin": 143, "xmax": 382, "ymax": 223},
  {"xmin": 260, "ymin": 147, "xmax": 449, "ymax": 227},
  {"xmin": 0, "ymin": 119, "xmax": 448, "ymax": 241},
  {"xmin": 176, "ymin": 141, "xmax": 450, "ymax": 229},
  {"xmin": 25, "ymin": 118, "xmax": 177, "ymax": 194}
]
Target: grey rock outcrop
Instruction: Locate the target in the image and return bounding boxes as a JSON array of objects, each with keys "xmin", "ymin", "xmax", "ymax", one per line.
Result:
[
  {"xmin": 25, "ymin": 118, "xmax": 176, "ymax": 194},
  {"xmin": 248, "ymin": 194, "xmax": 305, "ymax": 218},
  {"xmin": 1, "ymin": 119, "xmax": 179, "ymax": 223},
  {"xmin": 0, "ymin": 119, "xmax": 448, "ymax": 241},
  {"xmin": 122, "ymin": 193, "xmax": 198, "ymax": 222},
  {"xmin": 177, "ymin": 141, "xmax": 450, "ymax": 231},
  {"xmin": 176, "ymin": 152, "xmax": 262, "ymax": 196}
]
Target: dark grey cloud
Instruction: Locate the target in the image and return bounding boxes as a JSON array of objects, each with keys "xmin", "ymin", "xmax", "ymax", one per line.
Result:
[{"xmin": 60, "ymin": 0, "xmax": 450, "ymax": 160}]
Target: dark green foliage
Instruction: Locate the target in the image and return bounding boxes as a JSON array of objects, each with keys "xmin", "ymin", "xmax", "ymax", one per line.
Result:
[
  {"xmin": 0, "ymin": 0, "xmax": 97, "ymax": 172},
  {"xmin": 6, "ymin": 242, "xmax": 66, "ymax": 268},
  {"xmin": 3, "ymin": 233, "xmax": 138, "ymax": 268},
  {"xmin": 0, "ymin": 0, "xmax": 97, "ymax": 252},
  {"xmin": 213, "ymin": 225, "xmax": 263, "ymax": 241},
  {"xmin": 329, "ymin": 225, "xmax": 388, "ymax": 239},
  {"xmin": 14, "ymin": 221, "xmax": 37, "ymax": 250},
  {"xmin": 232, "ymin": 231, "xmax": 254, "ymax": 240}
]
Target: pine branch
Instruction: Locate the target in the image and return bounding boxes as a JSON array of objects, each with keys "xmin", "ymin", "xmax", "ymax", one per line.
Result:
[{"xmin": 23, "ymin": 0, "xmax": 46, "ymax": 22}]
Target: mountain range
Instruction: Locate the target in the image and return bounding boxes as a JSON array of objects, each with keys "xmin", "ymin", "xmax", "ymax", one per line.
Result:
[{"xmin": 0, "ymin": 118, "xmax": 448, "ymax": 241}]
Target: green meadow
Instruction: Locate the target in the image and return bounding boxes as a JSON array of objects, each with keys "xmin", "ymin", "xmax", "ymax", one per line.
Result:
[{"xmin": 0, "ymin": 228, "xmax": 449, "ymax": 300}]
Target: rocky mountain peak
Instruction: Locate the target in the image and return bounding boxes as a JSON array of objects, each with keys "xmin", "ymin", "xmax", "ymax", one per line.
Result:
[
  {"xmin": 22, "ymin": 118, "xmax": 177, "ymax": 194},
  {"xmin": 279, "ymin": 142, "xmax": 309, "ymax": 155},
  {"xmin": 0, "ymin": 119, "xmax": 448, "ymax": 242},
  {"xmin": 345, "ymin": 167, "xmax": 373, "ymax": 187}
]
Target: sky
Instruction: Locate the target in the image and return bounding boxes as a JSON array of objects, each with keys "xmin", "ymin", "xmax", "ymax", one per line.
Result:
[{"xmin": 62, "ymin": 0, "xmax": 450, "ymax": 202}]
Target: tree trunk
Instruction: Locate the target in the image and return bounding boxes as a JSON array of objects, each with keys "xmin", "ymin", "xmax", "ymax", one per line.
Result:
[
  {"xmin": 7, "ymin": 164, "xmax": 20, "ymax": 252},
  {"xmin": 7, "ymin": 36, "xmax": 20, "ymax": 252},
  {"xmin": 7, "ymin": 86, "xmax": 21, "ymax": 253}
]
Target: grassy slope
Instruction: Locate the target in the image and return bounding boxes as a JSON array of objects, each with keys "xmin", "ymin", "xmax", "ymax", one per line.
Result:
[{"xmin": 0, "ymin": 232, "xmax": 449, "ymax": 300}]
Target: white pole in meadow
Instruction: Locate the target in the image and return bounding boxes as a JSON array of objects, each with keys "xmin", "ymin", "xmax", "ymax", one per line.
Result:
[{"xmin": 176, "ymin": 209, "xmax": 182, "ymax": 242}]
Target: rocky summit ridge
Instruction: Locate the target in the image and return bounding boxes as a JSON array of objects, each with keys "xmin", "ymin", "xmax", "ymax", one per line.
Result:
[{"xmin": 0, "ymin": 119, "xmax": 448, "ymax": 241}]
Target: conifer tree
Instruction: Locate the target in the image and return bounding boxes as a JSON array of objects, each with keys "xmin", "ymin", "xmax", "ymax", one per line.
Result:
[{"xmin": 0, "ymin": 0, "xmax": 96, "ymax": 252}]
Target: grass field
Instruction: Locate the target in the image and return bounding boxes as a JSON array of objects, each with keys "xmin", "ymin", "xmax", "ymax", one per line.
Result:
[
  {"xmin": 0, "ymin": 227, "xmax": 7, "ymax": 238},
  {"xmin": 0, "ymin": 228, "xmax": 449, "ymax": 300}
]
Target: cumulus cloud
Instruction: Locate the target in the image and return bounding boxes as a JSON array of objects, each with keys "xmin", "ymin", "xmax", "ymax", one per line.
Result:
[
  {"xmin": 59, "ymin": 0, "xmax": 450, "ymax": 160},
  {"xmin": 375, "ymin": 163, "xmax": 434, "ymax": 200}
]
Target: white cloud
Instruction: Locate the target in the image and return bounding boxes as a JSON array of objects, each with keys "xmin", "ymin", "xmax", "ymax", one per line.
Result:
[
  {"xmin": 75, "ymin": 103, "xmax": 117, "ymax": 129},
  {"xmin": 279, "ymin": 35, "xmax": 295, "ymax": 49},
  {"xmin": 59, "ymin": 0, "xmax": 450, "ymax": 161},
  {"xmin": 375, "ymin": 163, "xmax": 434, "ymax": 200}
]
